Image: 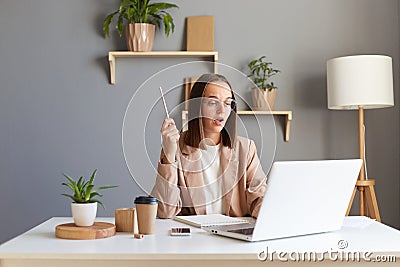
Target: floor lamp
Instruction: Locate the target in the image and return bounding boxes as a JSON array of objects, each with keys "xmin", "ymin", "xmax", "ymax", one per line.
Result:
[{"xmin": 327, "ymin": 55, "xmax": 394, "ymax": 222}]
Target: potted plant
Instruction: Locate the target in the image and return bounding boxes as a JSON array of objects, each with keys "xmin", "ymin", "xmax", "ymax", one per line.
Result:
[
  {"xmin": 62, "ymin": 170, "xmax": 117, "ymax": 227},
  {"xmin": 247, "ymin": 56, "xmax": 281, "ymax": 111},
  {"xmin": 103, "ymin": 0, "xmax": 179, "ymax": 52}
]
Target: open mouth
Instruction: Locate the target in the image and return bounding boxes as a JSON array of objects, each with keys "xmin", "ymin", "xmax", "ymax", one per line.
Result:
[{"xmin": 213, "ymin": 118, "xmax": 224, "ymax": 126}]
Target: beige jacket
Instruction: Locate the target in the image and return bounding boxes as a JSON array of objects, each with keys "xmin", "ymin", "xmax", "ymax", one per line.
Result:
[{"xmin": 151, "ymin": 133, "xmax": 267, "ymax": 219}]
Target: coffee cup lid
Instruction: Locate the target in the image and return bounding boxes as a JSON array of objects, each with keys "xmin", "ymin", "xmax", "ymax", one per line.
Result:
[{"xmin": 134, "ymin": 196, "xmax": 158, "ymax": 205}]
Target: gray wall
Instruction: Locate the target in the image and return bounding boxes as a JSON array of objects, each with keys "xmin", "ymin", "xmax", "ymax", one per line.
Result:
[{"xmin": 0, "ymin": 0, "xmax": 399, "ymax": 244}]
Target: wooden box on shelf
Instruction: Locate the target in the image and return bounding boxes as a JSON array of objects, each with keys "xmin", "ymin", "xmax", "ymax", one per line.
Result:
[{"xmin": 186, "ymin": 16, "xmax": 214, "ymax": 51}]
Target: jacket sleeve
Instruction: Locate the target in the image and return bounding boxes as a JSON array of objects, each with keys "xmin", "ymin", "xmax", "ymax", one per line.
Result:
[
  {"xmin": 245, "ymin": 140, "xmax": 267, "ymax": 218},
  {"xmin": 150, "ymin": 150, "xmax": 183, "ymax": 219}
]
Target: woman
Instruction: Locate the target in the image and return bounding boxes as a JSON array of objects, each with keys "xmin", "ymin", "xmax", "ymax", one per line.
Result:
[{"xmin": 151, "ymin": 73, "xmax": 267, "ymax": 219}]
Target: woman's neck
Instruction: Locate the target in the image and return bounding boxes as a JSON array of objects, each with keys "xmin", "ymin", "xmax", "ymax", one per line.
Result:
[{"xmin": 202, "ymin": 133, "xmax": 221, "ymax": 146}]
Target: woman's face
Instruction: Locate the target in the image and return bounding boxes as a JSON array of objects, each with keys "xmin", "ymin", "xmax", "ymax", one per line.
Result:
[{"xmin": 201, "ymin": 81, "xmax": 234, "ymax": 136}]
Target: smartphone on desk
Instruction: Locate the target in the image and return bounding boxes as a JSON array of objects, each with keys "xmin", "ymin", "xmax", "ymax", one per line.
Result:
[{"xmin": 170, "ymin": 227, "xmax": 191, "ymax": 236}]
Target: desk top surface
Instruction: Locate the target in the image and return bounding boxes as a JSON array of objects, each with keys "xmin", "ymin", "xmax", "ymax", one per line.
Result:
[{"xmin": 1, "ymin": 217, "xmax": 400, "ymax": 260}]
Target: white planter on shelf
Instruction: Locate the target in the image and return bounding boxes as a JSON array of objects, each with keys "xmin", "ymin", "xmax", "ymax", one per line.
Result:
[{"xmin": 71, "ymin": 202, "xmax": 97, "ymax": 227}]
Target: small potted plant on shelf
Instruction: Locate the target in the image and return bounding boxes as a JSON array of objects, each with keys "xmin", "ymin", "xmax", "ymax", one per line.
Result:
[
  {"xmin": 247, "ymin": 56, "xmax": 281, "ymax": 111},
  {"xmin": 103, "ymin": 0, "xmax": 179, "ymax": 52},
  {"xmin": 62, "ymin": 170, "xmax": 117, "ymax": 227}
]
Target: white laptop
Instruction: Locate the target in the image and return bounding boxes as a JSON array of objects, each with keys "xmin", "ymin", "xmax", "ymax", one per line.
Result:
[{"xmin": 203, "ymin": 159, "xmax": 362, "ymax": 242}]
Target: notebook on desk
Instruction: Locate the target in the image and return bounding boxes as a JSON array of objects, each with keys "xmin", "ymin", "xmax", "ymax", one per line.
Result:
[
  {"xmin": 174, "ymin": 214, "xmax": 248, "ymax": 228},
  {"xmin": 202, "ymin": 159, "xmax": 362, "ymax": 242}
]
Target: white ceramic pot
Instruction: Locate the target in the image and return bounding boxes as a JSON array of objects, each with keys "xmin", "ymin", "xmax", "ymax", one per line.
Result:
[{"xmin": 71, "ymin": 202, "xmax": 97, "ymax": 227}]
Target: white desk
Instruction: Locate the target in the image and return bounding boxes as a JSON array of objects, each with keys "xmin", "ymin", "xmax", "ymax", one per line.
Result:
[{"xmin": 0, "ymin": 217, "xmax": 399, "ymax": 267}]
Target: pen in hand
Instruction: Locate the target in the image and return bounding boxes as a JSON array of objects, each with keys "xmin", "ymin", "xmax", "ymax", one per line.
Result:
[
  {"xmin": 159, "ymin": 86, "xmax": 170, "ymax": 119},
  {"xmin": 158, "ymin": 86, "xmax": 179, "ymax": 164}
]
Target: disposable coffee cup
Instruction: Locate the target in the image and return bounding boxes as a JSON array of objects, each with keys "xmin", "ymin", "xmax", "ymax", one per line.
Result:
[{"xmin": 134, "ymin": 196, "xmax": 158, "ymax": 235}]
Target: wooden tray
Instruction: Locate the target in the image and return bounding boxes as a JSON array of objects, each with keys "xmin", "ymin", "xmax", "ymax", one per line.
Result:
[{"xmin": 55, "ymin": 222, "xmax": 116, "ymax": 240}]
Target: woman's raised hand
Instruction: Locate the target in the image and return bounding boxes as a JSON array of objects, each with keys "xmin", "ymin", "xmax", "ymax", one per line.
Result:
[{"xmin": 160, "ymin": 118, "xmax": 179, "ymax": 163}]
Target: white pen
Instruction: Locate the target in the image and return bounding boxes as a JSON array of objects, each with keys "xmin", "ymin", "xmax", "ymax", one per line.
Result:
[{"xmin": 159, "ymin": 86, "xmax": 170, "ymax": 119}]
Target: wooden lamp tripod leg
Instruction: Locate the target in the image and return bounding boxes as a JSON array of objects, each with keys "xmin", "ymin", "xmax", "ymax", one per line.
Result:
[
  {"xmin": 345, "ymin": 107, "xmax": 381, "ymax": 222},
  {"xmin": 363, "ymin": 180, "xmax": 381, "ymax": 221}
]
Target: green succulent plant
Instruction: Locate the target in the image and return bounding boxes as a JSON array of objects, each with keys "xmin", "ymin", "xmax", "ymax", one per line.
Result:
[
  {"xmin": 103, "ymin": 0, "xmax": 179, "ymax": 38},
  {"xmin": 62, "ymin": 170, "xmax": 117, "ymax": 209},
  {"xmin": 248, "ymin": 56, "xmax": 281, "ymax": 91}
]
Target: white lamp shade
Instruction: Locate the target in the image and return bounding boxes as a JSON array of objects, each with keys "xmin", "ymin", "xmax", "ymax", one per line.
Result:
[{"xmin": 327, "ymin": 55, "xmax": 394, "ymax": 110}]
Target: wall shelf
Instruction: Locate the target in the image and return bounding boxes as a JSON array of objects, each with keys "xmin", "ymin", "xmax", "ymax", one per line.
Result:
[
  {"xmin": 108, "ymin": 51, "xmax": 219, "ymax": 84},
  {"xmin": 182, "ymin": 110, "xmax": 292, "ymax": 142}
]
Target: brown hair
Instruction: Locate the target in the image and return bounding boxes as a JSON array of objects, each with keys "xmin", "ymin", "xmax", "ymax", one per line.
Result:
[{"xmin": 184, "ymin": 73, "xmax": 237, "ymax": 148}]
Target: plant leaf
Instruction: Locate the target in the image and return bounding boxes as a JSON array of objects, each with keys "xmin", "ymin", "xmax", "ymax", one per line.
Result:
[
  {"xmin": 163, "ymin": 13, "xmax": 174, "ymax": 36},
  {"xmin": 105, "ymin": 1, "xmax": 178, "ymax": 37},
  {"xmin": 89, "ymin": 170, "xmax": 97, "ymax": 186},
  {"xmin": 76, "ymin": 176, "xmax": 84, "ymax": 189},
  {"xmin": 148, "ymin": 2, "xmax": 178, "ymax": 12},
  {"xmin": 85, "ymin": 184, "xmax": 94, "ymax": 201},
  {"xmin": 61, "ymin": 182, "xmax": 75, "ymax": 193},
  {"xmin": 90, "ymin": 192, "xmax": 102, "ymax": 199},
  {"xmin": 150, "ymin": 13, "xmax": 162, "ymax": 28},
  {"xmin": 95, "ymin": 185, "xmax": 118, "ymax": 190},
  {"xmin": 103, "ymin": 11, "xmax": 118, "ymax": 38},
  {"xmin": 117, "ymin": 13, "xmax": 125, "ymax": 37},
  {"xmin": 62, "ymin": 194, "xmax": 77, "ymax": 202},
  {"xmin": 92, "ymin": 199, "xmax": 105, "ymax": 210},
  {"xmin": 247, "ymin": 55, "xmax": 280, "ymax": 90},
  {"xmin": 63, "ymin": 173, "xmax": 75, "ymax": 185},
  {"xmin": 120, "ymin": 0, "xmax": 132, "ymax": 13},
  {"xmin": 61, "ymin": 169, "xmax": 116, "ymax": 205}
]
